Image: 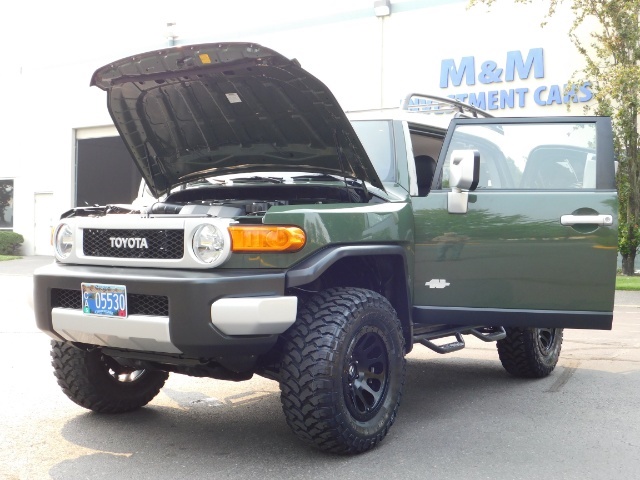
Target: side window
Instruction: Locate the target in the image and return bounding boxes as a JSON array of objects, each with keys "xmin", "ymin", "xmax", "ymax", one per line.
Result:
[
  {"xmin": 439, "ymin": 122, "xmax": 598, "ymax": 190},
  {"xmin": 409, "ymin": 129, "xmax": 445, "ymax": 196},
  {"xmin": 351, "ymin": 120, "xmax": 395, "ymax": 182}
]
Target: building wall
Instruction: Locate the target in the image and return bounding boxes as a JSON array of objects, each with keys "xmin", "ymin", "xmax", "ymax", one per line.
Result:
[{"xmin": 3, "ymin": 0, "xmax": 593, "ymax": 254}]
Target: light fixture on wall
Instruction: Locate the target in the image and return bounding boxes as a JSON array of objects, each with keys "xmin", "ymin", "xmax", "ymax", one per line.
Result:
[
  {"xmin": 166, "ymin": 22, "xmax": 178, "ymax": 46},
  {"xmin": 374, "ymin": 0, "xmax": 391, "ymax": 17}
]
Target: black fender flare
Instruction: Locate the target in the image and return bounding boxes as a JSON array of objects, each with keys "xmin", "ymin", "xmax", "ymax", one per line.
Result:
[{"xmin": 285, "ymin": 245, "xmax": 414, "ymax": 351}]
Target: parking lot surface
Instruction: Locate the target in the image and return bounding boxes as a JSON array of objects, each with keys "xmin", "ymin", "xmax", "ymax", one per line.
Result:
[{"xmin": 1, "ymin": 257, "xmax": 639, "ymax": 479}]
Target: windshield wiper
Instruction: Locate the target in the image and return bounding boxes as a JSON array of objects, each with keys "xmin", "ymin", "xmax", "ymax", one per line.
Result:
[
  {"xmin": 186, "ymin": 178, "xmax": 225, "ymax": 187},
  {"xmin": 291, "ymin": 174, "xmax": 340, "ymax": 182},
  {"xmin": 292, "ymin": 173, "xmax": 364, "ymax": 188},
  {"xmin": 230, "ymin": 176, "xmax": 285, "ymax": 184}
]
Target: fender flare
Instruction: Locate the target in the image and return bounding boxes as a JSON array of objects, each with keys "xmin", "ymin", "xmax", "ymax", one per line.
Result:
[{"xmin": 285, "ymin": 244, "xmax": 414, "ymax": 350}]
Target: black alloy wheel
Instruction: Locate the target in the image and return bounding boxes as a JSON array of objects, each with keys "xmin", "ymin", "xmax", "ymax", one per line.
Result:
[{"xmin": 343, "ymin": 329, "xmax": 390, "ymax": 422}]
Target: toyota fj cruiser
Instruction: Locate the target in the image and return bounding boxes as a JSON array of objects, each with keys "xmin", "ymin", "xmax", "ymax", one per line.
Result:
[{"xmin": 34, "ymin": 43, "xmax": 618, "ymax": 454}]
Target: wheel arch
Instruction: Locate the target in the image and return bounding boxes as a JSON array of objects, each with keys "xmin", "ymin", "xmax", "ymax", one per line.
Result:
[{"xmin": 285, "ymin": 245, "xmax": 413, "ymax": 352}]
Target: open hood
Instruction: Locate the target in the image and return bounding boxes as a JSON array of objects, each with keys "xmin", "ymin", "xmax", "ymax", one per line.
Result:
[{"xmin": 91, "ymin": 42, "xmax": 384, "ymax": 197}]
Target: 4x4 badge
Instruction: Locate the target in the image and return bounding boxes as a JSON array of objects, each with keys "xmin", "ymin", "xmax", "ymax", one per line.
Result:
[{"xmin": 425, "ymin": 279, "xmax": 450, "ymax": 289}]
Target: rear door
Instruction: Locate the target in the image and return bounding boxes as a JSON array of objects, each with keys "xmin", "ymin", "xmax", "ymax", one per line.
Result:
[{"xmin": 411, "ymin": 117, "xmax": 617, "ymax": 329}]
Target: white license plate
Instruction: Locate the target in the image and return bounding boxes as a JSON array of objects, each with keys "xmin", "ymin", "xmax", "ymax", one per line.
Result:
[{"xmin": 81, "ymin": 283, "xmax": 127, "ymax": 317}]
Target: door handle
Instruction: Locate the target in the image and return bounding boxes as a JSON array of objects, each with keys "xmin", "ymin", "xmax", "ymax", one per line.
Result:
[{"xmin": 560, "ymin": 214, "xmax": 613, "ymax": 226}]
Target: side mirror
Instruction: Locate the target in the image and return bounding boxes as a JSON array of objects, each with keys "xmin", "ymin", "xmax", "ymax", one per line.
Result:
[
  {"xmin": 449, "ymin": 150, "xmax": 480, "ymax": 191},
  {"xmin": 448, "ymin": 149, "xmax": 480, "ymax": 214}
]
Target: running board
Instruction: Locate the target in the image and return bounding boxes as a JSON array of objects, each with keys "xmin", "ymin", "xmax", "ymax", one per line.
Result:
[
  {"xmin": 419, "ymin": 333, "xmax": 465, "ymax": 354},
  {"xmin": 413, "ymin": 327, "xmax": 506, "ymax": 354},
  {"xmin": 468, "ymin": 327, "xmax": 506, "ymax": 342}
]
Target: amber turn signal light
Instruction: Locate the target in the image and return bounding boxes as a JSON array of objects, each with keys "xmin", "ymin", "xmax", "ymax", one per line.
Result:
[{"xmin": 228, "ymin": 225, "xmax": 306, "ymax": 252}]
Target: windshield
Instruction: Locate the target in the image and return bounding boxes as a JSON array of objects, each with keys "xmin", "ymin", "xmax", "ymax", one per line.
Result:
[{"xmin": 351, "ymin": 120, "xmax": 395, "ymax": 182}]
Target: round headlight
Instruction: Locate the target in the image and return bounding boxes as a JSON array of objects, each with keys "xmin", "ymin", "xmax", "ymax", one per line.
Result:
[
  {"xmin": 193, "ymin": 224, "xmax": 224, "ymax": 264},
  {"xmin": 54, "ymin": 223, "xmax": 74, "ymax": 259}
]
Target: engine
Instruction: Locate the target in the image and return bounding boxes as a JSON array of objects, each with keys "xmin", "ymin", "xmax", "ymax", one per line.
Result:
[{"xmin": 62, "ymin": 183, "xmax": 368, "ymax": 220}]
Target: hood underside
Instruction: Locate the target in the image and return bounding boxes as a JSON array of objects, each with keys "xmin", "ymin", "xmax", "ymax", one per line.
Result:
[{"xmin": 91, "ymin": 42, "xmax": 384, "ymax": 197}]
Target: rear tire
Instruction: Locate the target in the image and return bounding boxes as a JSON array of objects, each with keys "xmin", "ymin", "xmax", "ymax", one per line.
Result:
[
  {"xmin": 51, "ymin": 340, "xmax": 169, "ymax": 413},
  {"xmin": 279, "ymin": 288, "xmax": 406, "ymax": 454},
  {"xmin": 497, "ymin": 327, "xmax": 563, "ymax": 378}
]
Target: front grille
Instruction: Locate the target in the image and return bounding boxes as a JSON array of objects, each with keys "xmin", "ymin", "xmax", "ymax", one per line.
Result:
[
  {"xmin": 53, "ymin": 288, "xmax": 81, "ymax": 309},
  {"xmin": 52, "ymin": 289, "xmax": 169, "ymax": 316},
  {"xmin": 82, "ymin": 229, "xmax": 184, "ymax": 259},
  {"xmin": 129, "ymin": 294, "xmax": 169, "ymax": 316}
]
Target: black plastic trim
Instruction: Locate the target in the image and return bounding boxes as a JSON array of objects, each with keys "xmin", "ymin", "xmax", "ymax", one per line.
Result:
[
  {"xmin": 285, "ymin": 244, "xmax": 414, "ymax": 351},
  {"xmin": 412, "ymin": 306, "xmax": 613, "ymax": 330},
  {"xmin": 285, "ymin": 244, "xmax": 408, "ymax": 288},
  {"xmin": 34, "ymin": 263, "xmax": 286, "ymax": 362}
]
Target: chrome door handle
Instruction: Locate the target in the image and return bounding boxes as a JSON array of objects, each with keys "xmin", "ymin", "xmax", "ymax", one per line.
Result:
[{"xmin": 560, "ymin": 214, "xmax": 613, "ymax": 226}]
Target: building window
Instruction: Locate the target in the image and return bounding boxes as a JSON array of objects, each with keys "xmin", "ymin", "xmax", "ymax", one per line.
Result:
[{"xmin": 0, "ymin": 179, "xmax": 14, "ymax": 229}]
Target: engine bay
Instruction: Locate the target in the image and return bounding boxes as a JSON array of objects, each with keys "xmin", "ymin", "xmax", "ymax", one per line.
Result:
[{"xmin": 61, "ymin": 183, "xmax": 377, "ymax": 219}]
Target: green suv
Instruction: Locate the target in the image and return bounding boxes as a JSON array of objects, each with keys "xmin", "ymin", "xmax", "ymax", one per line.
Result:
[{"xmin": 34, "ymin": 42, "xmax": 617, "ymax": 454}]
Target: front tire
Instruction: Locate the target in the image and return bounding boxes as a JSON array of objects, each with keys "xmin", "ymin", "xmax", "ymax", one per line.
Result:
[
  {"xmin": 51, "ymin": 341, "xmax": 169, "ymax": 413},
  {"xmin": 497, "ymin": 327, "xmax": 563, "ymax": 378},
  {"xmin": 279, "ymin": 288, "xmax": 406, "ymax": 454}
]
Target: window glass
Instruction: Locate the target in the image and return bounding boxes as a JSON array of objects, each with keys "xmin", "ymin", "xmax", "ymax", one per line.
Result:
[
  {"xmin": 351, "ymin": 120, "xmax": 395, "ymax": 182},
  {"xmin": 440, "ymin": 123, "xmax": 597, "ymax": 190},
  {"xmin": 0, "ymin": 180, "xmax": 14, "ymax": 229}
]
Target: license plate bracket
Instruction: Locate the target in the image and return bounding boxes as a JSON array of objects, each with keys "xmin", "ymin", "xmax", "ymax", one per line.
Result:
[{"xmin": 81, "ymin": 283, "xmax": 128, "ymax": 317}]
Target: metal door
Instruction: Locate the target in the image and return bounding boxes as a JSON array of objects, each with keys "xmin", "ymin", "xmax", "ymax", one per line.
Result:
[{"xmin": 411, "ymin": 117, "xmax": 617, "ymax": 330}]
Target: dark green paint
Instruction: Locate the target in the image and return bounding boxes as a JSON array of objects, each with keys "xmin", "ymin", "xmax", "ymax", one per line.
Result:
[
  {"xmin": 222, "ymin": 196, "xmax": 415, "ymax": 270},
  {"xmin": 412, "ymin": 190, "xmax": 618, "ymax": 312}
]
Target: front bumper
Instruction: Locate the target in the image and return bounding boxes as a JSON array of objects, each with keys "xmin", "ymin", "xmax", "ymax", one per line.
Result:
[{"xmin": 34, "ymin": 263, "xmax": 296, "ymax": 366}]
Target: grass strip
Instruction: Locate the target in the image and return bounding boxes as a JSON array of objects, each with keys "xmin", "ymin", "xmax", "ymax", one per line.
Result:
[{"xmin": 616, "ymin": 275, "xmax": 640, "ymax": 291}]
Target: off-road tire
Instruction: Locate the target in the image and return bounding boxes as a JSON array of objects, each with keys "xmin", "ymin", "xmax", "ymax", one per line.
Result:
[
  {"xmin": 497, "ymin": 327, "xmax": 563, "ymax": 378},
  {"xmin": 51, "ymin": 340, "xmax": 169, "ymax": 413},
  {"xmin": 279, "ymin": 288, "xmax": 406, "ymax": 454}
]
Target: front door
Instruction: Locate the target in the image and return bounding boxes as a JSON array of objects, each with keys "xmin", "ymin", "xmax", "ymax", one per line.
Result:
[{"xmin": 411, "ymin": 117, "xmax": 617, "ymax": 329}]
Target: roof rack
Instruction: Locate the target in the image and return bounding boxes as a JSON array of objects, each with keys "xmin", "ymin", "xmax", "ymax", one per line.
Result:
[{"xmin": 400, "ymin": 93, "xmax": 494, "ymax": 119}]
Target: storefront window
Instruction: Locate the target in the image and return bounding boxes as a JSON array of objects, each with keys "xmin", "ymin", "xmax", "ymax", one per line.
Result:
[{"xmin": 0, "ymin": 180, "xmax": 14, "ymax": 229}]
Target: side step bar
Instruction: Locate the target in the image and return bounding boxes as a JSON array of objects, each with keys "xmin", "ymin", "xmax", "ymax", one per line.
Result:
[
  {"xmin": 469, "ymin": 327, "xmax": 506, "ymax": 342},
  {"xmin": 414, "ymin": 327, "xmax": 506, "ymax": 355},
  {"xmin": 419, "ymin": 333, "xmax": 465, "ymax": 354}
]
